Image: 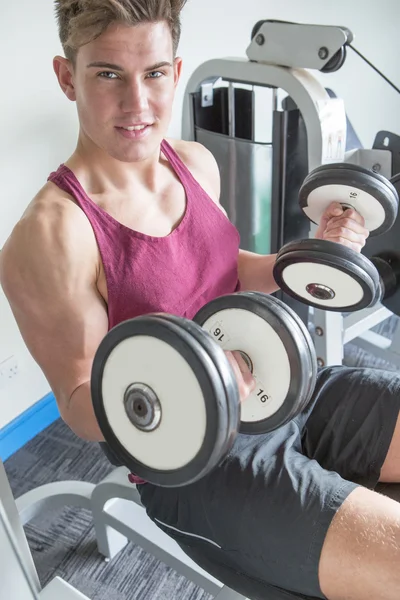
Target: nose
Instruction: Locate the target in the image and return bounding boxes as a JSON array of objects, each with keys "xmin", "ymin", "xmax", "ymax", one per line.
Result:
[{"xmin": 121, "ymin": 78, "xmax": 149, "ymax": 114}]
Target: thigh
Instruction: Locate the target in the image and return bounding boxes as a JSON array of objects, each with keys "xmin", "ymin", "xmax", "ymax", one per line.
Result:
[
  {"xmin": 138, "ymin": 420, "xmax": 357, "ymax": 599},
  {"xmin": 302, "ymin": 366, "xmax": 400, "ymax": 488},
  {"xmin": 319, "ymin": 485, "xmax": 400, "ymax": 600}
]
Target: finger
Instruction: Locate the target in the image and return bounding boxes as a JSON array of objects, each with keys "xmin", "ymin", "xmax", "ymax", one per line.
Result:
[
  {"xmin": 322, "ymin": 228, "xmax": 367, "ymax": 251},
  {"xmin": 227, "ymin": 356, "xmax": 254, "ymax": 403},
  {"xmin": 322, "ymin": 201, "xmax": 345, "ymax": 219},
  {"xmin": 326, "ymin": 239, "xmax": 365, "ymax": 253},
  {"xmin": 315, "ymin": 202, "xmax": 344, "ymax": 239},
  {"xmin": 341, "ymin": 208, "xmax": 366, "ymax": 226},
  {"xmin": 325, "ymin": 211, "xmax": 367, "ymax": 232},
  {"xmin": 225, "ymin": 350, "xmax": 256, "ymax": 402},
  {"xmin": 230, "ymin": 350, "xmax": 256, "ymax": 392},
  {"xmin": 319, "ymin": 202, "xmax": 345, "ymax": 226},
  {"xmin": 325, "ymin": 217, "xmax": 369, "ymax": 238},
  {"xmin": 323, "ymin": 225, "xmax": 367, "ymax": 244}
]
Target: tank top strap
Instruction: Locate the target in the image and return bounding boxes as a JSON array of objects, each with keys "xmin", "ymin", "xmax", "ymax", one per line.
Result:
[
  {"xmin": 49, "ymin": 140, "xmax": 197, "ymax": 212},
  {"xmin": 47, "ymin": 164, "xmax": 102, "ymax": 217},
  {"xmin": 161, "ymin": 139, "xmax": 200, "ymax": 189}
]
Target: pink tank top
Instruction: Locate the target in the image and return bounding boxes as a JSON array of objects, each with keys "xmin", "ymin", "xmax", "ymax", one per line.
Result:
[{"xmin": 47, "ymin": 139, "xmax": 241, "ymax": 483}]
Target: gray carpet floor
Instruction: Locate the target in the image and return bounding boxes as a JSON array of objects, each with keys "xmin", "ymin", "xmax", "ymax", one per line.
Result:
[
  {"xmin": 4, "ymin": 315, "xmax": 400, "ymax": 600},
  {"xmin": 4, "ymin": 420, "xmax": 212, "ymax": 600}
]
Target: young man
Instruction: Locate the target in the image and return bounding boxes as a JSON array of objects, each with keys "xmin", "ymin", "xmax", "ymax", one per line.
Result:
[{"xmin": 1, "ymin": 1, "xmax": 399, "ymax": 599}]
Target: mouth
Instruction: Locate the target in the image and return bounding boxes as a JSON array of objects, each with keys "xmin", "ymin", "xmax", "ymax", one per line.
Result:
[
  {"xmin": 117, "ymin": 124, "xmax": 150, "ymax": 131},
  {"xmin": 115, "ymin": 123, "xmax": 153, "ymax": 140}
]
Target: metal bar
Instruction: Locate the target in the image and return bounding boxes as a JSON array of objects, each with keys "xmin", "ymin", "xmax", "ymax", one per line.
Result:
[
  {"xmin": 228, "ymin": 82, "xmax": 236, "ymax": 138},
  {"xmin": 343, "ymin": 305, "xmax": 392, "ymax": 344},
  {"xmin": 0, "ymin": 499, "xmax": 40, "ymax": 599},
  {"xmin": 357, "ymin": 330, "xmax": 392, "ymax": 349},
  {"xmin": 214, "ymin": 586, "xmax": 248, "ymax": 599},
  {"xmin": 0, "ymin": 460, "xmax": 41, "ymax": 592},
  {"xmin": 311, "ymin": 310, "xmax": 344, "ymax": 367}
]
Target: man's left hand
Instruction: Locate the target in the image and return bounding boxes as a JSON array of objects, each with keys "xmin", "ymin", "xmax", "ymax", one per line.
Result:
[{"xmin": 314, "ymin": 201, "xmax": 369, "ymax": 253}]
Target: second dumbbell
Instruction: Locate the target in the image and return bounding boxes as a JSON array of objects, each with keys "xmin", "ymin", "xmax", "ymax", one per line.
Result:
[{"xmin": 273, "ymin": 163, "xmax": 400, "ymax": 312}]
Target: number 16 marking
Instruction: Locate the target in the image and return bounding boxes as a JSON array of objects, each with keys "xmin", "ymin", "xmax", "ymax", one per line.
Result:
[{"xmin": 257, "ymin": 388, "xmax": 270, "ymax": 403}]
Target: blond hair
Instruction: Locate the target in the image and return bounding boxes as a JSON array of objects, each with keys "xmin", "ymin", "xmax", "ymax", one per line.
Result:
[{"xmin": 55, "ymin": 0, "xmax": 188, "ymax": 64}]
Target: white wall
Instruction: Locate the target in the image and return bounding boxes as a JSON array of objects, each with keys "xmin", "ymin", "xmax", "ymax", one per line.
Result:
[
  {"xmin": 176, "ymin": 0, "xmax": 400, "ymax": 146},
  {"xmin": 0, "ymin": 0, "xmax": 399, "ymax": 428}
]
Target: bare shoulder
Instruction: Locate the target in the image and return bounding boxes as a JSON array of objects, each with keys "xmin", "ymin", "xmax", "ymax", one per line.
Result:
[
  {"xmin": 0, "ymin": 180, "xmax": 99, "ymax": 314},
  {"xmin": 21, "ymin": 180, "xmax": 94, "ymax": 239},
  {"xmin": 0, "ymin": 181, "xmax": 108, "ymax": 414},
  {"xmin": 1, "ymin": 181, "xmax": 97, "ymax": 283},
  {"xmin": 166, "ymin": 138, "xmax": 221, "ymax": 204},
  {"xmin": 170, "ymin": 138, "xmax": 218, "ymax": 169}
]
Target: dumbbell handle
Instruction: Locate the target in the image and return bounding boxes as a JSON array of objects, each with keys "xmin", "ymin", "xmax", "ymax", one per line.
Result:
[{"xmin": 340, "ymin": 202, "xmax": 356, "ymax": 212}]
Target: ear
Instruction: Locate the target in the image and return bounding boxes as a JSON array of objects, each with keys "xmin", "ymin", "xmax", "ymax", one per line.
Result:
[
  {"xmin": 173, "ymin": 56, "xmax": 183, "ymax": 89},
  {"xmin": 53, "ymin": 55, "xmax": 77, "ymax": 101}
]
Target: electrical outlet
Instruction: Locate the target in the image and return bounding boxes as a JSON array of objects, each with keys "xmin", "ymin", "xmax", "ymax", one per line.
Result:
[{"xmin": 0, "ymin": 356, "xmax": 19, "ymax": 389}]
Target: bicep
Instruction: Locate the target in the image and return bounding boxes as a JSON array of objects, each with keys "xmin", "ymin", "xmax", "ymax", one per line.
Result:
[
  {"xmin": 0, "ymin": 219, "xmax": 109, "ymax": 412},
  {"xmin": 6, "ymin": 276, "xmax": 109, "ymax": 406}
]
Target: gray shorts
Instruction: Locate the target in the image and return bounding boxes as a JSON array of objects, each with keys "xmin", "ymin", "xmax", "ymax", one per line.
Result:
[{"xmin": 137, "ymin": 366, "xmax": 400, "ymax": 599}]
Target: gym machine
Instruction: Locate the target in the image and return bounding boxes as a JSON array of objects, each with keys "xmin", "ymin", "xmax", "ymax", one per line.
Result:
[
  {"xmin": 0, "ymin": 456, "xmax": 245, "ymax": 599},
  {"xmin": 3, "ymin": 21, "xmax": 400, "ymax": 600},
  {"xmin": 0, "ymin": 459, "xmax": 91, "ymax": 599},
  {"xmin": 181, "ymin": 19, "xmax": 400, "ymax": 368}
]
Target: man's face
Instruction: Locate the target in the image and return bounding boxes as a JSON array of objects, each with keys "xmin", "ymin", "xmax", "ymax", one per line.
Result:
[{"xmin": 61, "ymin": 21, "xmax": 182, "ymax": 163}]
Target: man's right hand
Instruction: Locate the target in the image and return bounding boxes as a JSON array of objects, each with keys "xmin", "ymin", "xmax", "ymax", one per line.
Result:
[{"xmin": 225, "ymin": 350, "xmax": 256, "ymax": 403}]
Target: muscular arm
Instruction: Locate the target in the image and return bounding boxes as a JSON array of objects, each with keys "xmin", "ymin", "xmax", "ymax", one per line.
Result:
[
  {"xmin": 237, "ymin": 250, "xmax": 279, "ymax": 294},
  {"xmin": 0, "ymin": 197, "xmax": 108, "ymax": 442},
  {"xmin": 183, "ymin": 141, "xmax": 366, "ymax": 295}
]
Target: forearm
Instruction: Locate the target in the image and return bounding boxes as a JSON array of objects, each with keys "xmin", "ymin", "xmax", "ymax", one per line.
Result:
[
  {"xmin": 238, "ymin": 250, "xmax": 279, "ymax": 294},
  {"xmin": 61, "ymin": 381, "xmax": 105, "ymax": 442}
]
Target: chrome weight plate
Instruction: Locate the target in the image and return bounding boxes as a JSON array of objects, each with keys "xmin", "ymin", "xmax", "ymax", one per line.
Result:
[
  {"xmin": 155, "ymin": 313, "xmax": 241, "ymax": 465},
  {"xmin": 193, "ymin": 292, "xmax": 315, "ymax": 434},
  {"xmin": 248, "ymin": 291, "xmax": 318, "ymax": 415},
  {"xmin": 91, "ymin": 314, "xmax": 232, "ymax": 487},
  {"xmin": 273, "ymin": 239, "xmax": 380, "ymax": 312}
]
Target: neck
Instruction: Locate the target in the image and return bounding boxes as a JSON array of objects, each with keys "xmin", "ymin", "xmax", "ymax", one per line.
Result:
[{"xmin": 65, "ymin": 132, "xmax": 165, "ymax": 194}]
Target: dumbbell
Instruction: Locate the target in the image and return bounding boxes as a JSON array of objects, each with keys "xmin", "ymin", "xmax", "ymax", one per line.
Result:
[
  {"xmin": 367, "ymin": 173, "xmax": 400, "ymax": 313},
  {"xmin": 91, "ymin": 292, "xmax": 317, "ymax": 488},
  {"xmin": 273, "ymin": 163, "xmax": 400, "ymax": 312}
]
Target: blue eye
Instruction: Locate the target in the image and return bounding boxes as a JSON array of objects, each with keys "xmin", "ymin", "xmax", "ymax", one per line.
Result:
[
  {"xmin": 98, "ymin": 71, "xmax": 118, "ymax": 79},
  {"xmin": 147, "ymin": 71, "xmax": 163, "ymax": 79}
]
